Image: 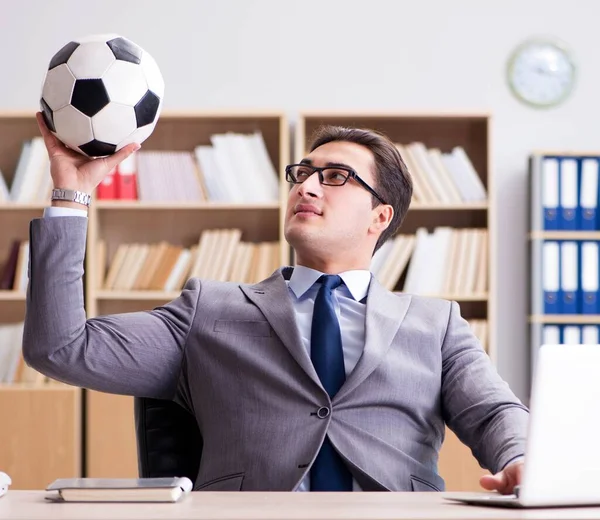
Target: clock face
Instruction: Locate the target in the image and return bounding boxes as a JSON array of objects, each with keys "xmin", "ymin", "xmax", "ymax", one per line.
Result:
[{"xmin": 507, "ymin": 39, "xmax": 576, "ymax": 108}]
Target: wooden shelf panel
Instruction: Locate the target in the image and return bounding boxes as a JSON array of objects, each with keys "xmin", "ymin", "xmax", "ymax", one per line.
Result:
[
  {"xmin": 86, "ymin": 392, "xmax": 137, "ymax": 478},
  {"xmin": 0, "ymin": 300, "xmax": 26, "ymax": 322},
  {"xmin": 0, "ymin": 384, "xmax": 81, "ymax": 489},
  {"xmin": 0, "ymin": 291, "xmax": 25, "ymax": 301},
  {"xmin": 531, "ymin": 149, "xmax": 600, "ymax": 157},
  {"xmin": 530, "ymin": 231, "xmax": 600, "ymax": 240},
  {"xmin": 409, "ymin": 203, "xmax": 488, "ymax": 211},
  {"xmin": 399, "ymin": 210, "xmax": 487, "ymax": 234},
  {"xmin": 0, "ymin": 382, "xmax": 78, "ymax": 391},
  {"xmin": 529, "ymin": 315, "xmax": 600, "ymax": 324},
  {"xmin": 93, "ymin": 201, "xmax": 489, "ymax": 212},
  {"xmin": 0, "ymin": 203, "xmax": 46, "ymax": 210},
  {"xmin": 95, "ymin": 201, "xmax": 280, "ymax": 210}
]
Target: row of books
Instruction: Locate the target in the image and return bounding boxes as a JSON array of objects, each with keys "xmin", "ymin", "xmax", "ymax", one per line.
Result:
[
  {"xmin": 100, "ymin": 230, "xmax": 280, "ymax": 291},
  {"xmin": 396, "ymin": 143, "xmax": 487, "ymax": 204},
  {"xmin": 538, "ymin": 240, "xmax": 600, "ymax": 315},
  {"xmin": 0, "ymin": 322, "xmax": 46, "ymax": 384},
  {"xmin": 0, "ymin": 137, "xmax": 486, "ymax": 207},
  {"xmin": 371, "ymin": 227, "xmax": 488, "ymax": 296},
  {"xmin": 0, "ymin": 229, "xmax": 487, "ymax": 297},
  {"xmin": 541, "ymin": 324, "xmax": 599, "ymax": 345},
  {"xmin": 531, "ymin": 154, "xmax": 600, "ymax": 231},
  {"xmin": 96, "ymin": 131, "xmax": 279, "ymax": 203},
  {"xmin": 0, "ymin": 240, "xmax": 29, "ymax": 291}
]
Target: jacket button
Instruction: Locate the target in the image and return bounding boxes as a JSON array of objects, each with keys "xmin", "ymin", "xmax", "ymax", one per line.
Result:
[{"xmin": 316, "ymin": 406, "xmax": 330, "ymax": 419}]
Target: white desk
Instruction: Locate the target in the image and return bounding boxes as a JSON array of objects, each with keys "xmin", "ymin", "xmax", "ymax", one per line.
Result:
[{"xmin": 3, "ymin": 491, "xmax": 600, "ymax": 520}]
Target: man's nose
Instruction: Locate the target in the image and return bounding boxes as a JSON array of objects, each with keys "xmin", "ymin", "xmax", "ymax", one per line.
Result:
[{"xmin": 298, "ymin": 172, "xmax": 322, "ymax": 197}]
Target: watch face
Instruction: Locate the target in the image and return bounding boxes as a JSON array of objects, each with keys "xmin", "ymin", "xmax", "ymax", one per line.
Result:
[{"xmin": 507, "ymin": 38, "xmax": 576, "ymax": 108}]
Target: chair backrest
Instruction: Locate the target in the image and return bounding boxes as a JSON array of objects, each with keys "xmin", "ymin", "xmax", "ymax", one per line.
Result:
[{"xmin": 133, "ymin": 397, "xmax": 202, "ymax": 484}]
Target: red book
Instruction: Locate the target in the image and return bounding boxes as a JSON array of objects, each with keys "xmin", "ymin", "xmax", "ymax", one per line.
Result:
[
  {"xmin": 117, "ymin": 152, "xmax": 138, "ymax": 200},
  {"xmin": 96, "ymin": 166, "xmax": 118, "ymax": 200}
]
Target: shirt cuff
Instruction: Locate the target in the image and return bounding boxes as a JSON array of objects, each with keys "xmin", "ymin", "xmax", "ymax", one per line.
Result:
[
  {"xmin": 501, "ymin": 455, "xmax": 525, "ymax": 471},
  {"xmin": 43, "ymin": 206, "xmax": 88, "ymax": 218}
]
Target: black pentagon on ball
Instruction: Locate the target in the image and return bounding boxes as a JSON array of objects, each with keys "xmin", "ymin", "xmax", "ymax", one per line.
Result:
[
  {"xmin": 48, "ymin": 41, "xmax": 79, "ymax": 70},
  {"xmin": 107, "ymin": 37, "xmax": 142, "ymax": 64},
  {"xmin": 134, "ymin": 90, "xmax": 160, "ymax": 127},
  {"xmin": 79, "ymin": 140, "xmax": 117, "ymax": 157},
  {"xmin": 71, "ymin": 79, "xmax": 109, "ymax": 117},
  {"xmin": 40, "ymin": 98, "xmax": 56, "ymax": 132}
]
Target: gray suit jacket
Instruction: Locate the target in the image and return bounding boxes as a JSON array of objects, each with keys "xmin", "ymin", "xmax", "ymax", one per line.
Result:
[{"xmin": 23, "ymin": 217, "xmax": 528, "ymax": 492}]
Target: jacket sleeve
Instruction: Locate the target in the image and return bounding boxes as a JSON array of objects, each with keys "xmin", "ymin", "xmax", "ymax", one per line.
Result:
[
  {"xmin": 441, "ymin": 301, "xmax": 529, "ymax": 474},
  {"xmin": 22, "ymin": 216, "xmax": 200, "ymax": 399}
]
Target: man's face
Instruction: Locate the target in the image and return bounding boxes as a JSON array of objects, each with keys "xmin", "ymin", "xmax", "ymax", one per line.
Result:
[{"xmin": 284, "ymin": 141, "xmax": 379, "ymax": 261}]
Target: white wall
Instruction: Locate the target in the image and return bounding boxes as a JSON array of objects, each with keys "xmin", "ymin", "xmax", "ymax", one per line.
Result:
[{"xmin": 2, "ymin": 0, "xmax": 599, "ymax": 400}]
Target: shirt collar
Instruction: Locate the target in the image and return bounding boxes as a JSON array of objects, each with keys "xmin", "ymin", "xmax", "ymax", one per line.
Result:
[{"xmin": 288, "ymin": 265, "xmax": 372, "ymax": 302}]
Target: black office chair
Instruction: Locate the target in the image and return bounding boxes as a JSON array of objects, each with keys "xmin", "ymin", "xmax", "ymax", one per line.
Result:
[{"xmin": 134, "ymin": 397, "xmax": 203, "ymax": 485}]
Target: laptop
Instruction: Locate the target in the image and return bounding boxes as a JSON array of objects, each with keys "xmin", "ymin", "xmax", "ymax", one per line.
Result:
[{"xmin": 445, "ymin": 343, "xmax": 600, "ymax": 508}]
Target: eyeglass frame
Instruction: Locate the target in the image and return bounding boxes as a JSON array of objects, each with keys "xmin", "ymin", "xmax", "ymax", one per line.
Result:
[{"xmin": 285, "ymin": 163, "xmax": 388, "ymax": 205}]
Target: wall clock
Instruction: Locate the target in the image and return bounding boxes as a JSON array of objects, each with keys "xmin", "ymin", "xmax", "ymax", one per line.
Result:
[{"xmin": 507, "ymin": 37, "xmax": 576, "ymax": 108}]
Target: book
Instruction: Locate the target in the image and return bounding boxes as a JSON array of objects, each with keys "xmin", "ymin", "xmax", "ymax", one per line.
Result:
[
  {"xmin": 45, "ymin": 477, "xmax": 193, "ymax": 503},
  {"xmin": 0, "ymin": 240, "xmax": 20, "ymax": 290}
]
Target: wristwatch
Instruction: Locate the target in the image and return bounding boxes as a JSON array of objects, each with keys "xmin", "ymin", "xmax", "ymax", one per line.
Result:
[{"xmin": 51, "ymin": 188, "xmax": 92, "ymax": 207}]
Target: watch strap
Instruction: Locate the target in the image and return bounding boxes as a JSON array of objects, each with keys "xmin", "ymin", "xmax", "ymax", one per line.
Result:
[{"xmin": 51, "ymin": 188, "xmax": 92, "ymax": 207}]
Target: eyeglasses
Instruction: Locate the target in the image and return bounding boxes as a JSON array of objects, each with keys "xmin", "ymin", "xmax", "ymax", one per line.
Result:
[{"xmin": 285, "ymin": 164, "xmax": 387, "ymax": 205}]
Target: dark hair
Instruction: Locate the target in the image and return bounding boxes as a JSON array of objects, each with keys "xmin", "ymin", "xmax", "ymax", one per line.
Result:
[{"xmin": 308, "ymin": 125, "xmax": 413, "ymax": 252}]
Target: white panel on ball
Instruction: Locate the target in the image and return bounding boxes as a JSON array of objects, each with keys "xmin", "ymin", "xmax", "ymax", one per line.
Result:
[
  {"xmin": 68, "ymin": 42, "xmax": 116, "ymax": 79},
  {"xmin": 103, "ymin": 61, "xmax": 148, "ymax": 105},
  {"xmin": 92, "ymin": 104, "xmax": 137, "ymax": 144},
  {"xmin": 41, "ymin": 64, "xmax": 76, "ymax": 111},
  {"xmin": 140, "ymin": 52, "xmax": 165, "ymax": 98},
  {"xmin": 116, "ymin": 123, "xmax": 156, "ymax": 151},
  {"xmin": 53, "ymin": 105, "xmax": 94, "ymax": 150}
]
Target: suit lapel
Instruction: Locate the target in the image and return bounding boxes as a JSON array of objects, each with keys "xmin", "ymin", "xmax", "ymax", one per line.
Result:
[
  {"xmin": 240, "ymin": 268, "xmax": 322, "ymax": 388},
  {"xmin": 335, "ymin": 278, "xmax": 412, "ymax": 403}
]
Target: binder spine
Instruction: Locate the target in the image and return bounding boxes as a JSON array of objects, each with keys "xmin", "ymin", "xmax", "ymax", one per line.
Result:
[
  {"xmin": 559, "ymin": 158, "xmax": 578, "ymax": 230},
  {"xmin": 542, "ymin": 157, "xmax": 560, "ymax": 230},
  {"xmin": 579, "ymin": 157, "xmax": 599, "ymax": 231}
]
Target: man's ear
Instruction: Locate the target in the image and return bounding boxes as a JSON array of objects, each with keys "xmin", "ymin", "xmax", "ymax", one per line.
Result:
[{"xmin": 369, "ymin": 204, "xmax": 393, "ymax": 235}]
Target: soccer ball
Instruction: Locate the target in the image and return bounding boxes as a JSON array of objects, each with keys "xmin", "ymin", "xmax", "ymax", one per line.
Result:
[{"xmin": 40, "ymin": 34, "xmax": 164, "ymax": 157}]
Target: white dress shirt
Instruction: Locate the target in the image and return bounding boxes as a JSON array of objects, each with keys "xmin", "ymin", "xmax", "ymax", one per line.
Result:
[
  {"xmin": 44, "ymin": 207, "xmax": 372, "ymax": 491},
  {"xmin": 44, "ymin": 206, "xmax": 88, "ymax": 218}
]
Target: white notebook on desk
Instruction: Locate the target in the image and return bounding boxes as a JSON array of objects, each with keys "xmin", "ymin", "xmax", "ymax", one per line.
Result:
[{"xmin": 46, "ymin": 477, "xmax": 193, "ymax": 503}]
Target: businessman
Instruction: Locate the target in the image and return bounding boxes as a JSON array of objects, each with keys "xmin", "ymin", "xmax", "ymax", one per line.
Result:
[{"xmin": 23, "ymin": 112, "xmax": 528, "ymax": 493}]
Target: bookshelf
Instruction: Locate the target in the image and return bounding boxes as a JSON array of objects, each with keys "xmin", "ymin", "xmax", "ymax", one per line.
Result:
[
  {"xmin": 0, "ymin": 110, "xmax": 495, "ymax": 490},
  {"xmin": 0, "ymin": 113, "xmax": 81, "ymax": 489},
  {"xmin": 296, "ymin": 112, "xmax": 495, "ymax": 492},
  {"xmin": 84, "ymin": 111, "xmax": 289, "ymax": 477},
  {"xmin": 528, "ymin": 152, "xmax": 600, "ymax": 382}
]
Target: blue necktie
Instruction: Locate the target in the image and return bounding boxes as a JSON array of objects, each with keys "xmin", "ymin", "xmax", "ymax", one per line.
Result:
[{"xmin": 310, "ymin": 275, "xmax": 352, "ymax": 491}]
